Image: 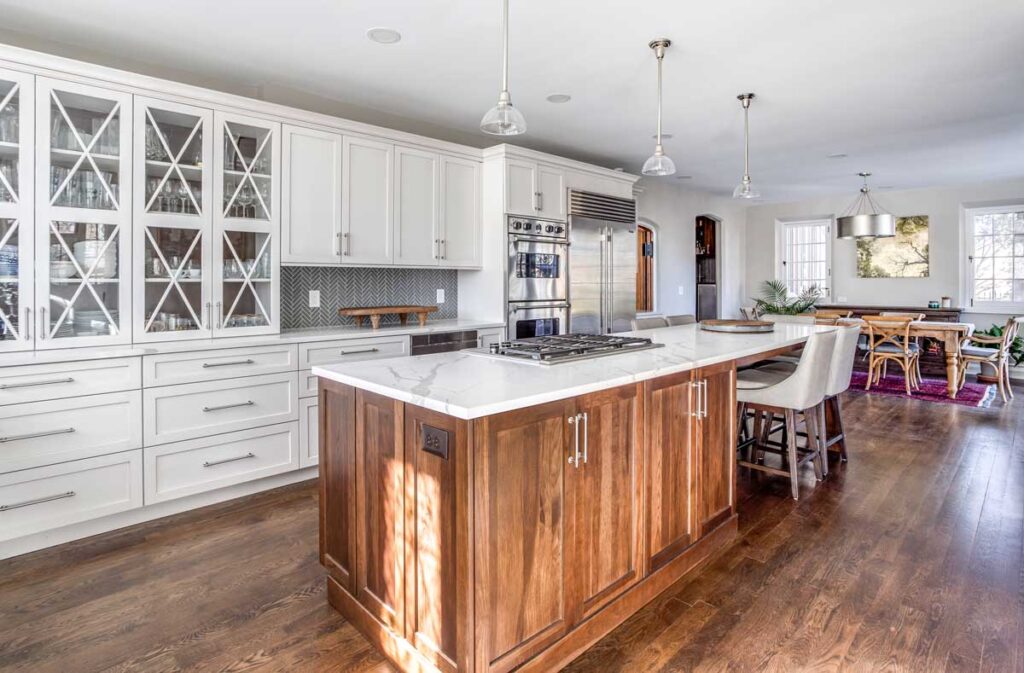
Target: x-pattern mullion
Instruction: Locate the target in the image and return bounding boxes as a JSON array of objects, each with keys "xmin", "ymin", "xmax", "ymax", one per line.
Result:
[
  {"xmin": 0, "ymin": 84, "xmax": 18, "ymax": 203},
  {"xmin": 48, "ymin": 222, "xmax": 121, "ymax": 337},
  {"xmin": 223, "ymin": 128, "xmax": 271, "ymax": 219},
  {"xmin": 144, "ymin": 110, "xmax": 204, "ymax": 215},
  {"xmin": 221, "ymin": 232, "xmax": 271, "ymax": 326},
  {"xmin": 49, "ymin": 93, "xmax": 121, "ymax": 209},
  {"xmin": 143, "ymin": 227, "xmax": 203, "ymax": 331}
]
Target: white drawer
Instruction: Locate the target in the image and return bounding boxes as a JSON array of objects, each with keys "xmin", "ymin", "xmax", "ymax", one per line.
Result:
[
  {"xmin": 299, "ymin": 396, "xmax": 319, "ymax": 468},
  {"xmin": 0, "ymin": 450, "xmax": 142, "ymax": 542},
  {"xmin": 144, "ymin": 423, "xmax": 299, "ymax": 504},
  {"xmin": 0, "ymin": 358, "xmax": 141, "ymax": 406},
  {"xmin": 143, "ymin": 372, "xmax": 298, "ymax": 446},
  {"xmin": 0, "ymin": 391, "xmax": 143, "ymax": 473},
  {"xmin": 299, "ymin": 369, "xmax": 319, "ymax": 398},
  {"xmin": 143, "ymin": 345, "xmax": 299, "ymax": 387},
  {"xmin": 299, "ymin": 335, "xmax": 408, "ymax": 369}
]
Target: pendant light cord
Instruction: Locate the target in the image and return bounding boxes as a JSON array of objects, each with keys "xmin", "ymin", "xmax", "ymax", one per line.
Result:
[
  {"xmin": 501, "ymin": 0, "xmax": 509, "ymax": 95},
  {"xmin": 656, "ymin": 50, "xmax": 663, "ymax": 146},
  {"xmin": 743, "ymin": 104, "xmax": 750, "ymax": 179}
]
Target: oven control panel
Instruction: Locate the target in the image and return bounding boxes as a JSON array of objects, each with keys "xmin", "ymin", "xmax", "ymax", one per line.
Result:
[{"xmin": 508, "ymin": 217, "xmax": 568, "ymax": 241}]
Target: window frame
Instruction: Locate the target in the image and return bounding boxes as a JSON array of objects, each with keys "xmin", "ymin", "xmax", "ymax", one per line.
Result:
[
  {"xmin": 962, "ymin": 203, "xmax": 1024, "ymax": 314},
  {"xmin": 774, "ymin": 217, "xmax": 833, "ymax": 300}
]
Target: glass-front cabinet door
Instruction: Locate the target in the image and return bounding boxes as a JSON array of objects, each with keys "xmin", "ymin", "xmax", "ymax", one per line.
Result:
[
  {"xmin": 212, "ymin": 111, "xmax": 280, "ymax": 336},
  {"xmin": 132, "ymin": 97, "xmax": 213, "ymax": 341},
  {"xmin": 35, "ymin": 78, "xmax": 132, "ymax": 348},
  {"xmin": 0, "ymin": 68, "xmax": 34, "ymax": 352}
]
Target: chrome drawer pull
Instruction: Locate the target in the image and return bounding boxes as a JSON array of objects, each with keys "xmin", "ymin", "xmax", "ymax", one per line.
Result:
[
  {"xmin": 202, "ymin": 400, "xmax": 254, "ymax": 413},
  {"xmin": 203, "ymin": 452, "xmax": 255, "ymax": 468},
  {"xmin": 339, "ymin": 347, "xmax": 379, "ymax": 356},
  {"xmin": 201, "ymin": 359, "xmax": 255, "ymax": 369},
  {"xmin": 0, "ymin": 427, "xmax": 76, "ymax": 443},
  {"xmin": 1, "ymin": 491, "xmax": 76, "ymax": 512},
  {"xmin": 0, "ymin": 377, "xmax": 75, "ymax": 390}
]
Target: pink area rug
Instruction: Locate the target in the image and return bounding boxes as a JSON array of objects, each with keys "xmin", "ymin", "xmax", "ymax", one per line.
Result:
[{"xmin": 850, "ymin": 371, "xmax": 995, "ymax": 407}]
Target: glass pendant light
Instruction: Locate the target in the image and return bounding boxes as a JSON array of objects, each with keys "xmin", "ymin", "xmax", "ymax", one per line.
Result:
[
  {"xmin": 480, "ymin": 0, "xmax": 526, "ymax": 136},
  {"xmin": 642, "ymin": 39, "xmax": 676, "ymax": 176},
  {"xmin": 836, "ymin": 172, "xmax": 896, "ymax": 238},
  {"xmin": 732, "ymin": 93, "xmax": 761, "ymax": 199}
]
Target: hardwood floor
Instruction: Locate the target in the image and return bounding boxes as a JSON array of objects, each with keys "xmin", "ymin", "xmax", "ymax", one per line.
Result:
[{"xmin": 2, "ymin": 385, "xmax": 1021, "ymax": 672}]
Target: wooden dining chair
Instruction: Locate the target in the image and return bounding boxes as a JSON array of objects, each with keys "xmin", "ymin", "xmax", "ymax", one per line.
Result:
[
  {"xmin": 862, "ymin": 315, "xmax": 920, "ymax": 395},
  {"xmin": 958, "ymin": 316, "xmax": 1023, "ymax": 403},
  {"xmin": 879, "ymin": 312, "xmax": 925, "ymax": 382},
  {"xmin": 815, "ymin": 309, "xmax": 853, "ymax": 320}
]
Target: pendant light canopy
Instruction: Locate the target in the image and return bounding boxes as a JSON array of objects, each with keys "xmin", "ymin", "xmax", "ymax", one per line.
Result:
[
  {"xmin": 732, "ymin": 93, "xmax": 760, "ymax": 199},
  {"xmin": 480, "ymin": 0, "xmax": 526, "ymax": 136},
  {"xmin": 642, "ymin": 39, "xmax": 676, "ymax": 177},
  {"xmin": 836, "ymin": 172, "xmax": 896, "ymax": 239}
]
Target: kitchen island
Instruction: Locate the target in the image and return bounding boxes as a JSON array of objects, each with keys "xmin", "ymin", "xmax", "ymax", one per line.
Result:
[{"xmin": 313, "ymin": 323, "xmax": 828, "ymax": 673}]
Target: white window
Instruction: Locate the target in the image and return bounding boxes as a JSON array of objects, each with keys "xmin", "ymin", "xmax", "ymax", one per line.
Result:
[
  {"xmin": 776, "ymin": 219, "xmax": 831, "ymax": 296},
  {"xmin": 965, "ymin": 205, "xmax": 1024, "ymax": 312}
]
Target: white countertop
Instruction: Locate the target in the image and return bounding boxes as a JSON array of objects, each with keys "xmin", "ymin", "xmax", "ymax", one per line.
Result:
[
  {"xmin": 0, "ymin": 319, "xmax": 505, "ymax": 367},
  {"xmin": 313, "ymin": 323, "xmax": 833, "ymax": 420}
]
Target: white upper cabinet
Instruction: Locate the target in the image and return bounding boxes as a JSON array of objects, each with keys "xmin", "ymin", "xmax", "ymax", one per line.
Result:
[
  {"xmin": 132, "ymin": 96, "xmax": 214, "ymax": 342},
  {"xmin": 281, "ymin": 125, "xmax": 342, "ymax": 265},
  {"xmin": 0, "ymin": 67, "xmax": 34, "ymax": 352},
  {"xmin": 504, "ymin": 158, "xmax": 566, "ymax": 222},
  {"xmin": 393, "ymin": 145, "xmax": 439, "ymax": 267},
  {"xmin": 439, "ymin": 155, "xmax": 481, "ymax": 268},
  {"xmin": 35, "ymin": 77, "xmax": 133, "ymax": 349},
  {"xmin": 341, "ymin": 136, "xmax": 393, "ymax": 265}
]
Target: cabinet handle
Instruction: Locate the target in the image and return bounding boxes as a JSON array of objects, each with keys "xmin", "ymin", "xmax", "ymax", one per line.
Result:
[
  {"xmin": 702, "ymin": 380, "xmax": 709, "ymax": 418},
  {"xmin": 0, "ymin": 377, "xmax": 74, "ymax": 390},
  {"xmin": 23, "ymin": 307, "xmax": 30, "ymax": 341},
  {"xmin": 336, "ymin": 232, "xmax": 342, "ymax": 256},
  {"xmin": 38, "ymin": 306, "xmax": 46, "ymax": 340},
  {"xmin": 215, "ymin": 302, "xmax": 222, "ymax": 329},
  {"xmin": 205, "ymin": 302, "xmax": 212, "ymax": 330},
  {"xmin": 339, "ymin": 347, "xmax": 379, "ymax": 356},
  {"xmin": 434, "ymin": 238, "xmax": 440, "ymax": 260},
  {"xmin": 536, "ymin": 191, "xmax": 544, "ymax": 212},
  {"xmin": 567, "ymin": 415, "xmax": 580, "ymax": 468},
  {"xmin": 201, "ymin": 359, "xmax": 255, "ymax": 368},
  {"xmin": 0, "ymin": 491, "xmax": 76, "ymax": 512},
  {"xmin": 692, "ymin": 380, "xmax": 702, "ymax": 418},
  {"xmin": 441, "ymin": 239, "xmax": 446, "ymax": 260},
  {"xmin": 581, "ymin": 412, "xmax": 588, "ymax": 464},
  {"xmin": 202, "ymin": 400, "xmax": 254, "ymax": 413},
  {"xmin": 203, "ymin": 452, "xmax": 255, "ymax": 468},
  {"xmin": 342, "ymin": 232, "xmax": 351, "ymax": 256},
  {"xmin": 0, "ymin": 427, "xmax": 76, "ymax": 443}
]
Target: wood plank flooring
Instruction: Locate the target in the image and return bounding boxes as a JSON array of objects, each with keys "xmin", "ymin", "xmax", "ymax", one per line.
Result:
[{"xmin": 1, "ymin": 386, "xmax": 1021, "ymax": 672}]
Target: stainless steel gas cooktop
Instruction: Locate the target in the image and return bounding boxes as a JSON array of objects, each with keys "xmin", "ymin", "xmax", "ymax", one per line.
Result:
[{"xmin": 466, "ymin": 333, "xmax": 663, "ymax": 366}]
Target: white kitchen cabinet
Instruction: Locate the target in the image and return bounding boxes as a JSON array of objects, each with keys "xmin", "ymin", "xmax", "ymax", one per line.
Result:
[
  {"xmin": 132, "ymin": 96, "xmax": 214, "ymax": 342},
  {"xmin": 393, "ymin": 145, "xmax": 439, "ymax": 266},
  {"xmin": 341, "ymin": 136, "xmax": 393, "ymax": 265},
  {"xmin": 0, "ymin": 67, "xmax": 34, "ymax": 353},
  {"xmin": 537, "ymin": 164, "xmax": 567, "ymax": 221},
  {"xmin": 298, "ymin": 396, "xmax": 319, "ymax": 467},
  {"xmin": 0, "ymin": 357, "xmax": 140, "ymax": 406},
  {"xmin": 35, "ymin": 77, "xmax": 133, "ymax": 349},
  {"xmin": 439, "ymin": 155, "xmax": 481, "ymax": 268},
  {"xmin": 504, "ymin": 158, "xmax": 566, "ymax": 222},
  {"xmin": 212, "ymin": 111, "xmax": 281, "ymax": 336},
  {"xmin": 281, "ymin": 125, "xmax": 342, "ymax": 265}
]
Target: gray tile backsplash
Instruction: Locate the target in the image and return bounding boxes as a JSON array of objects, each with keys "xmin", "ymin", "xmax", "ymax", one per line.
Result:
[{"xmin": 281, "ymin": 266, "xmax": 458, "ymax": 329}]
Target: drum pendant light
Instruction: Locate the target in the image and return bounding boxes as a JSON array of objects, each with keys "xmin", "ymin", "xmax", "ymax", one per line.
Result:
[
  {"xmin": 480, "ymin": 0, "xmax": 527, "ymax": 136},
  {"xmin": 836, "ymin": 172, "xmax": 896, "ymax": 239},
  {"xmin": 641, "ymin": 39, "xmax": 676, "ymax": 176},
  {"xmin": 732, "ymin": 93, "xmax": 760, "ymax": 199}
]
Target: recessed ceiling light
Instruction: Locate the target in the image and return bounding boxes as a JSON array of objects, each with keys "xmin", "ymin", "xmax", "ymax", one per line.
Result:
[
  {"xmin": 675, "ymin": 175, "xmax": 693, "ymax": 180},
  {"xmin": 366, "ymin": 28, "xmax": 402, "ymax": 44},
  {"xmin": 827, "ymin": 153, "xmax": 848, "ymax": 159},
  {"xmin": 546, "ymin": 93, "xmax": 571, "ymax": 104},
  {"xmin": 652, "ymin": 133, "xmax": 673, "ymax": 140}
]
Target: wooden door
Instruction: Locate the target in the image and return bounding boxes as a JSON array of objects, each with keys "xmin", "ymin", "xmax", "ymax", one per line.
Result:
[
  {"xmin": 695, "ymin": 361, "xmax": 736, "ymax": 535},
  {"xmin": 281, "ymin": 124, "xmax": 342, "ymax": 265},
  {"xmin": 504, "ymin": 159, "xmax": 537, "ymax": 217},
  {"xmin": 636, "ymin": 224, "xmax": 654, "ymax": 313},
  {"xmin": 439, "ymin": 156, "xmax": 481, "ymax": 268},
  {"xmin": 319, "ymin": 379, "xmax": 356, "ymax": 591},
  {"xmin": 393, "ymin": 145, "xmax": 439, "ymax": 266},
  {"xmin": 573, "ymin": 384, "xmax": 643, "ymax": 618},
  {"xmin": 354, "ymin": 389, "xmax": 406, "ymax": 634},
  {"xmin": 473, "ymin": 399, "xmax": 576, "ymax": 673},
  {"xmin": 341, "ymin": 136, "xmax": 393, "ymax": 265},
  {"xmin": 644, "ymin": 370, "xmax": 697, "ymax": 573}
]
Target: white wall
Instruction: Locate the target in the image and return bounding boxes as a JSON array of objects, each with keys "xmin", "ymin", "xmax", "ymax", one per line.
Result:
[
  {"xmin": 635, "ymin": 179, "xmax": 748, "ymax": 319},
  {"xmin": 743, "ymin": 177, "xmax": 1024, "ymax": 329}
]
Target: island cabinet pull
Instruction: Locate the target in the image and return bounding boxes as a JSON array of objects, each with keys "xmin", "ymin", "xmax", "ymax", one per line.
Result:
[
  {"xmin": 701, "ymin": 380, "xmax": 709, "ymax": 418},
  {"xmin": 581, "ymin": 412, "xmax": 589, "ymax": 464},
  {"xmin": 692, "ymin": 380, "xmax": 703, "ymax": 418},
  {"xmin": 201, "ymin": 359, "xmax": 255, "ymax": 369},
  {"xmin": 0, "ymin": 377, "xmax": 74, "ymax": 390},
  {"xmin": 567, "ymin": 415, "xmax": 580, "ymax": 468},
  {"xmin": 202, "ymin": 400, "xmax": 254, "ymax": 413},
  {"xmin": 203, "ymin": 452, "xmax": 255, "ymax": 468},
  {"xmin": 339, "ymin": 347, "xmax": 379, "ymax": 356},
  {"xmin": 0, "ymin": 427, "xmax": 76, "ymax": 443},
  {"xmin": 0, "ymin": 491, "xmax": 76, "ymax": 512}
]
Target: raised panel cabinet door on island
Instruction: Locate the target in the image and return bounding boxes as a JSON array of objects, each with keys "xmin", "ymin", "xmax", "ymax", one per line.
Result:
[
  {"xmin": 694, "ymin": 362, "xmax": 737, "ymax": 535},
  {"xmin": 319, "ymin": 379, "xmax": 357, "ymax": 592},
  {"xmin": 393, "ymin": 145, "xmax": 439, "ymax": 267},
  {"xmin": 439, "ymin": 156, "xmax": 481, "ymax": 268},
  {"xmin": 341, "ymin": 136, "xmax": 393, "ymax": 265},
  {"xmin": 281, "ymin": 125, "xmax": 342, "ymax": 265}
]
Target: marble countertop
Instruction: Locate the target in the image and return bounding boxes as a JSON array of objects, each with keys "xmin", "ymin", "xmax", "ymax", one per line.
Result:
[
  {"xmin": 313, "ymin": 323, "xmax": 833, "ymax": 420},
  {"xmin": 0, "ymin": 319, "xmax": 505, "ymax": 368}
]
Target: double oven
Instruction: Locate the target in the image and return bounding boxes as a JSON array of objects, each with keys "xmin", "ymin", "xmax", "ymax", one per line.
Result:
[{"xmin": 506, "ymin": 216, "xmax": 569, "ymax": 339}]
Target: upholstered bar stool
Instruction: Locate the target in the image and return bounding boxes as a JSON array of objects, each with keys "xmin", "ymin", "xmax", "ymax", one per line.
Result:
[
  {"xmin": 666, "ymin": 314, "xmax": 696, "ymax": 326},
  {"xmin": 735, "ymin": 329, "xmax": 837, "ymax": 499},
  {"xmin": 632, "ymin": 316, "xmax": 669, "ymax": 330}
]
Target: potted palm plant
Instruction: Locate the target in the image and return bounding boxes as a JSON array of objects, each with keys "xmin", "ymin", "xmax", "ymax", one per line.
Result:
[{"xmin": 752, "ymin": 280, "xmax": 822, "ymax": 317}]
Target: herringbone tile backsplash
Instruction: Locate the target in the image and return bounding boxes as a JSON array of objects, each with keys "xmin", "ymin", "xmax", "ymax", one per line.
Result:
[{"xmin": 281, "ymin": 266, "xmax": 459, "ymax": 329}]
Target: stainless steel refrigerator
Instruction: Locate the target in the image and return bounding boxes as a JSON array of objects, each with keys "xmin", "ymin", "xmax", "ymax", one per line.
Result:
[{"xmin": 568, "ymin": 191, "xmax": 638, "ymax": 334}]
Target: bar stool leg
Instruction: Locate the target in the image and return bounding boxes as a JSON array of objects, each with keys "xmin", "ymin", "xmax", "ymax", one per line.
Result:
[
  {"xmin": 804, "ymin": 408, "xmax": 824, "ymax": 482},
  {"xmin": 784, "ymin": 409, "xmax": 800, "ymax": 500},
  {"xmin": 817, "ymin": 401, "xmax": 829, "ymax": 478}
]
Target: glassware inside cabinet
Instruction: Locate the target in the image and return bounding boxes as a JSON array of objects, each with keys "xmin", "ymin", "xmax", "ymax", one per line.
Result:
[
  {"xmin": 0, "ymin": 218, "xmax": 23, "ymax": 342},
  {"xmin": 221, "ymin": 229, "xmax": 271, "ymax": 328},
  {"xmin": 143, "ymin": 107, "xmax": 204, "ymax": 216},
  {"xmin": 48, "ymin": 89, "xmax": 122, "ymax": 210},
  {"xmin": 45, "ymin": 220, "xmax": 121, "ymax": 339},
  {"xmin": 222, "ymin": 121, "xmax": 271, "ymax": 221},
  {"xmin": 0, "ymin": 79, "xmax": 20, "ymax": 204},
  {"xmin": 142, "ymin": 226, "xmax": 203, "ymax": 334}
]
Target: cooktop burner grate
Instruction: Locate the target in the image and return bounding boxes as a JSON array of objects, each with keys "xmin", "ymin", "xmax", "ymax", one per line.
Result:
[{"xmin": 477, "ymin": 333, "xmax": 663, "ymax": 364}]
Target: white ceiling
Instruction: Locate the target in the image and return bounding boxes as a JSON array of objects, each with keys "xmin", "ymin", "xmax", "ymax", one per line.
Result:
[{"xmin": 1, "ymin": 0, "xmax": 1022, "ymax": 201}]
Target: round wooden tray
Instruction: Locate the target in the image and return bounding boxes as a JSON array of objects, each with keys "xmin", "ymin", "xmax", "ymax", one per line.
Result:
[{"xmin": 700, "ymin": 319, "xmax": 775, "ymax": 333}]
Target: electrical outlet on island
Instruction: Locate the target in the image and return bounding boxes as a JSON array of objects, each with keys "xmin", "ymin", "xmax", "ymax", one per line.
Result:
[
  {"xmin": 436, "ymin": 289, "xmax": 445, "ymax": 303},
  {"xmin": 308, "ymin": 290, "xmax": 320, "ymax": 308}
]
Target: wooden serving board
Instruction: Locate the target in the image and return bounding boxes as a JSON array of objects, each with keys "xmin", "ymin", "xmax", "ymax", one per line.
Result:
[
  {"xmin": 338, "ymin": 305, "xmax": 439, "ymax": 329},
  {"xmin": 700, "ymin": 319, "xmax": 775, "ymax": 333}
]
